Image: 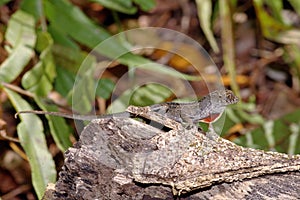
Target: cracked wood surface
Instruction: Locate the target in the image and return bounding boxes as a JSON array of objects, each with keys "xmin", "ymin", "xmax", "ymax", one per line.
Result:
[{"xmin": 44, "ymin": 113, "xmax": 300, "ymax": 199}]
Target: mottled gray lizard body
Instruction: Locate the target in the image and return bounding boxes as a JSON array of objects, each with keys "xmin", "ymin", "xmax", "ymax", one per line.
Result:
[
  {"xmin": 151, "ymin": 89, "xmax": 238, "ymax": 125},
  {"xmin": 16, "ymin": 89, "xmax": 238, "ymax": 125}
]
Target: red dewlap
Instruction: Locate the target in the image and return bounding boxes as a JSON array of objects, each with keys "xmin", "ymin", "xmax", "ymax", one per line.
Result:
[{"xmin": 199, "ymin": 113, "xmax": 222, "ymax": 123}]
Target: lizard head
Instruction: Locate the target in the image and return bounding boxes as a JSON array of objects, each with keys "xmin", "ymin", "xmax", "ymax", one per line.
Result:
[
  {"xmin": 199, "ymin": 89, "xmax": 239, "ymax": 123},
  {"xmin": 208, "ymin": 89, "xmax": 239, "ymax": 106}
]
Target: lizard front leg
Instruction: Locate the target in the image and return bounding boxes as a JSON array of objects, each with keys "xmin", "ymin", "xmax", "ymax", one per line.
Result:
[{"xmin": 126, "ymin": 105, "xmax": 183, "ymax": 130}]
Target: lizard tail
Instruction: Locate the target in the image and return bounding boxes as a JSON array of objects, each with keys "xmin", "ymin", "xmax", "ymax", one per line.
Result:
[
  {"xmin": 15, "ymin": 110, "xmax": 132, "ymax": 121},
  {"xmin": 15, "ymin": 110, "xmax": 96, "ymax": 121}
]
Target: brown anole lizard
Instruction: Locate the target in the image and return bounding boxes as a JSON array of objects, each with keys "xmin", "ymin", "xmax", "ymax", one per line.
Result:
[
  {"xmin": 51, "ymin": 92, "xmax": 300, "ymax": 197},
  {"xmin": 15, "ymin": 89, "xmax": 239, "ymax": 126}
]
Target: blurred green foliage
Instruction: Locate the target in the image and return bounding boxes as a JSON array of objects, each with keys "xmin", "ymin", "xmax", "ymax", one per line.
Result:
[
  {"xmin": 0, "ymin": 0, "xmax": 158, "ymax": 198},
  {"xmin": 197, "ymin": 0, "xmax": 300, "ymax": 154},
  {"xmin": 1, "ymin": 0, "xmax": 300, "ymax": 198}
]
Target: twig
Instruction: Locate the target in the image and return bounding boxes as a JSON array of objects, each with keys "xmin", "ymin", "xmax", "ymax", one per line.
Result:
[{"xmin": 2, "ymin": 82, "xmax": 34, "ymax": 98}]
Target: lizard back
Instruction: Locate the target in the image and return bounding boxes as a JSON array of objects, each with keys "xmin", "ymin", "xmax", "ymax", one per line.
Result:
[{"xmin": 149, "ymin": 90, "xmax": 238, "ymax": 125}]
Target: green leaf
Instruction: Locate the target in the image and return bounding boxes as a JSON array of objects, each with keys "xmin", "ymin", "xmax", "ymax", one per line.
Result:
[
  {"xmin": 196, "ymin": 0, "xmax": 219, "ymax": 53},
  {"xmin": 234, "ymin": 128, "xmax": 268, "ymax": 150},
  {"xmin": 35, "ymin": 97, "xmax": 72, "ymax": 151},
  {"xmin": 45, "ymin": 0, "xmax": 200, "ymax": 82},
  {"xmin": 44, "ymin": 0, "xmax": 131, "ymax": 59},
  {"xmin": 264, "ymin": 0, "xmax": 284, "ymax": 23},
  {"xmin": 0, "ymin": 10, "xmax": 36, "ymax": 83},
  {"xmin": 52, "ymin": 45, "xmax": 87, "ymax": 74},
  {"xmin": 271, "ymin": 120, "xmax": 290, "ymax": 152},
  {"xmin": 20, "ymin": 0, "xmax": 44, "ymax": 21},
  {"xmin": 22, "ymin": 32, "xmax": 56, "ymax": 96},
  {"xmin": 215, "ymin": 107, "xmax": 238, "ymax": 136},
  {"xmin": 235, "ymin": 109, "xmax": 300, "ymax": 154},
  {"xmin": 22, "ymin": 62, "xmax": 53, "ymax": 96},
  {"xmin": 23, "ymin": 74, "xmax": 73, "ymax": 151},
  {"xmin": 5, "ymin": 88, "xmax": 56, "ymax": 199},
  {"xmin": 71, "ymin": 55, "xmax": 98, "ymax": 113},
  {"xmin": 107, "ymin": 83, "xmax": 172, "ymax": 113},
  {"xmin": 289, "ymin": 0, "xmax": 300, "ymax": 16},
  {"xmin": 0, "ymin": 0, "xmax": 12, "ymax": 6},
  {"xmin": 48, "ymin": 25, "xmax": 80, "ymax": 50},
  {"xmin": 0, "ymin": 45, "xmax": 33, "ymax": 83},
  {"xmin": 5, "ymin": 10, "xmax": 36, "ymax": 48},
  {"xmin": 130, "ymin": 83, "xmax": 172, "ymax": 106},
  {"xmin": 56, "ymin": 67, "xmax": 115, "ymax": 111},
  {"xmin": 96, "ymin": 78, "xmax": 115, "ymax": 99},
  {"xmin": 91, "ymin": 0, "xmax": 137, "ymax": 14},
  {"xmin": 253, "ymin": 0, "xmax": 292, "ymax": 43},
  {"xmin": 44, "ymin": 0, "xmax": 111, "ymax": 48},
  {"xmin": 107, "ymin": 88, "xmax": 136, "ymax": 113},
  {"xmin": 44, "ymin": 0, "xmax": 200, "ymax": 114},
  {"xmin": 288, "ymin": 123, "xmax": 300, "ymax": 155},
  {"xmin": 133, "ymin": 0, "xmax": 155, "ymax": 11},
  {"xmin": 285, "ymin": 45, "xmax": 300, "ymax": 81},
  {"xmin": 45, "ymin": 115, "xmax": 72, "ymax": 151},
  {"xmin": 35, "ymin": 31, "xmax": 53, "ymax": 52},
  {"xmin": 55, "ymin": 65, "xmax": 76, "ymax": 97},
  {"xmin": 20, "ymin": 31, "xmax": 71, "ymax": 151},
  {"xmin": 115, "ymin": 53, "xmax": 201, "ymax": 81}
]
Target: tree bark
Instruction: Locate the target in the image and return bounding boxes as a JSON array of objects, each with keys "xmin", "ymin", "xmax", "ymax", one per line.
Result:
[{"xmin": 43, "ymin": 117, "xmax": 300, "ymax": 200}]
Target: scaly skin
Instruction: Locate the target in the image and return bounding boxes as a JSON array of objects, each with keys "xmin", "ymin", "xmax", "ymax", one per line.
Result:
[{"xmin": 15, "ymin": 89, "xmax": 238, "ymax": 124}]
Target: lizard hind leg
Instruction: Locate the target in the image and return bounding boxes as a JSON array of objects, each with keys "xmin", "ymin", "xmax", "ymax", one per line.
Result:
[
  {"xmin": 179, "ymin": 113, "xmax": 199, "ymax": 131},
  {"xmin": 181, "ymin": 122, "xmax": 199, "ymax": 131}
]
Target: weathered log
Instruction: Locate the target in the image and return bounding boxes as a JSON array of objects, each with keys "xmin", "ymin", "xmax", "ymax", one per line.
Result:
[{"xmin": 44, "ymin": 116, "xmax": 300, "ymax": 200}]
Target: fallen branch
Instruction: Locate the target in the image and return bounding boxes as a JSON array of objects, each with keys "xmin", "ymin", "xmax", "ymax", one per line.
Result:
[{"xmin": 44, "ymin": 112, "xmax": 300, "ymax": 199}]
